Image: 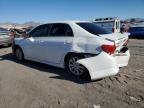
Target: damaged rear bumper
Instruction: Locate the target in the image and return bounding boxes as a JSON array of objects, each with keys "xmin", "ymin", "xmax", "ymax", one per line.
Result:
[
  {"xmin": 113, "ymin": 50, "xmax": 130, "ymax": 67},
  {"xmin": 77, "ymin": 50, "xmax": 130, "ymax": 80}
]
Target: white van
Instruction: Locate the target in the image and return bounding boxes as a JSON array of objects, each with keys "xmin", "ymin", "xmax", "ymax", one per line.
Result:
[{"xmin": 93, "ymin": 17, "xmax": 121, "ymax": 33}]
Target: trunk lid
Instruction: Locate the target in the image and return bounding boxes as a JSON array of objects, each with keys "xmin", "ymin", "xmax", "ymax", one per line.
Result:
[{"xmin": 100, "ymin": 33, "xmax": 129, "ymax": 52}]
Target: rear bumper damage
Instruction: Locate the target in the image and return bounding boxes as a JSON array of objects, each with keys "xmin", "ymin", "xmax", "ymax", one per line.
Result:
[
  {"xmin": 113, "ymin": 50, "xmax": 130, "ymax": 67},
  {"xmin": 77, "ymin": 50, "xmax": 130, "ymax": 80}
]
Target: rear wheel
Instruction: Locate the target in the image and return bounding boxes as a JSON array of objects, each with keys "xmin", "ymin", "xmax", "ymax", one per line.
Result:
[
  {"xmin": 15, "ymin": 47, "xmax": 24, "ymax": 61},
  {"xmin": 65, "ymin": 54, "xmax": 89, "ymax": 78}
]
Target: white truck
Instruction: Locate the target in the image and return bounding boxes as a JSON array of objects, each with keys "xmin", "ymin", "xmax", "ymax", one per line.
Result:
[{"xmin": 93, "ymin": 17, "xmax": 121, "ymax": 33}]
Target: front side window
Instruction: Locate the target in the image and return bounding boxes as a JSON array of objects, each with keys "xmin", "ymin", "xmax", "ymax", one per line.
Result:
[
  {"xmin": 49, "ymin": 23, "xmax": 73, "ymax": 36},
  {"xmin": 0, "ymin": 28, "xmax": 8, "ymax": 32},
  {"xmin": 30, "ymin": 24, "xmax": 51, "ymax": 37},
  {"xmin": 77, "ymin": 22, "xmax": 111, "ymax": 35}
]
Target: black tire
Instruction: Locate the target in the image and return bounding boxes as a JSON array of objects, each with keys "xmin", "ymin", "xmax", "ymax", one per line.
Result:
[
  {"xmin": 8, "ymin": 43, "xmax": 12, "ymax": 47},
  {"xmin": 65, "ymin": 54, "xmax": 89, "ymax": 78},
  {"xmin": 15, "ymin": 47, "xmax": 24, "ymax": 61}
]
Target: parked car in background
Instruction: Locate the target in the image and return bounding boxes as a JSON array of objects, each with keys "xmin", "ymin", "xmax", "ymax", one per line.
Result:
[
  {"xmin": 120, "ymin": 23, "xmax": 129, "ymax": 33},
  {"xmin": 22, "ymin": 26, "xmax": 34, "ymax": 33},
  {"xmin": 12, "ymin": 21, "xmax": 130, "ymax": 80},
  {"xmin": 8, "ymin": 27, "xmax": 34, "ymax": 39},
  {"xmin": 0, "ymin": 27, "xmax": 14, "ymax": 46},
  {"xmin": 128, "ymin": 26, "xmax": 144, "ymax": 39},
  {"xmin": 9, "ymin": 28, "xmax": 25, "ymax": 38},
  {"xmin": 93, "ymin": 17, "xmax": 121, "ymax": 33}
]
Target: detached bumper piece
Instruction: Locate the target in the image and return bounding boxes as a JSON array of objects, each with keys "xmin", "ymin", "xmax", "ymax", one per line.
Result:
[{"xmin": 77, "ymin": 50, "xmax": 130, "ymax": 80}]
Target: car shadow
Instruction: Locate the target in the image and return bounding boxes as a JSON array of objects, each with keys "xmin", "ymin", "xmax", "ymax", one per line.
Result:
[
  {"xmin": 0, "ymin": 53, "xmax": 93, "ymax": 84},
  {"xmin": 0, "ymin": 45, "xmax": 11, "ymax": 49}
]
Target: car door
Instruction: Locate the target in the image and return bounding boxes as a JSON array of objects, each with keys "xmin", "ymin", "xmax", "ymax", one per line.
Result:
[
  {"xmin": 22, "ymin": 24, "xmax": 51, "ymax": 61},
  {"xmin": 43, "ymin": 23, "xmax": 74, "ymax": 64}
]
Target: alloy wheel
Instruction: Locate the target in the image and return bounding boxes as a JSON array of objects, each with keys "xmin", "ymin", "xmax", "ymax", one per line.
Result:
[{"xmin": 68, "ymin": 56, "xmax": 85, "ymax": 76}]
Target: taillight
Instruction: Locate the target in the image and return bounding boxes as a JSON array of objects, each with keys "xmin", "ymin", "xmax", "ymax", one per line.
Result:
[
  {"xmin": 112, "ymin": 28, "xmax": 115, "ymax": 32},
  {"xmin": 101, "ymin": 44, "xmax": 116, "ymax": 54},
  {"xmin": 8, "ymin": 32, "xmax": 14, "ymax": 36}
]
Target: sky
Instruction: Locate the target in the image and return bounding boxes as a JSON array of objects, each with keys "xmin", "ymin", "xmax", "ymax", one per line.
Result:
[{"xmin": 0, "ymin": 0, "xmax": 144, "ymax": 23}]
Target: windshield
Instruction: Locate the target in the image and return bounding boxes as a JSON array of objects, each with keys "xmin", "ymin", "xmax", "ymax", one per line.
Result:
[
  {"xmin": 77, "ymin": 22, "xmax": 111, "ymax": 35},
  {"xmin": 0, "ymin": 28, "xmax": 8, "ymax": 32}
]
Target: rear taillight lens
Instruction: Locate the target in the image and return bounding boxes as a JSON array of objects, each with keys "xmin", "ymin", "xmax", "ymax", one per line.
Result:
[
  {"xmin": 112, "ymin": 28, "xmax": 115, "ymax": 32},
  {"xmin": 101, "ymin": 44, "xmax": 116, "ymax": 54},
  {"xmin": 8, "ymin": 32, "xmax": 14, "ymax": 36}
]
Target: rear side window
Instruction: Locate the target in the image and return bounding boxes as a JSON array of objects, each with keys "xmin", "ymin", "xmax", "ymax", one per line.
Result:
[
  {"xmin": 49, "ymin": 23, "xmax": 73, "ymax": 37},
  {"xmin": 30, "ymin": 24, "xmax": 51, "ymax": 37},
  {"xmin": 77, "ymin": 22, "xmax": 111, "ymax": 35}
]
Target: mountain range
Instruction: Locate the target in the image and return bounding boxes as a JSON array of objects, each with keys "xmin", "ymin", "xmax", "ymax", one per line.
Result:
[
  {"xmin": 122, "ymin": 18, "xmax": 144, "ymax": 23},
  {"xmin": 0, "ymin": 21, "xmax": 42, "ymax": 29},
  {"xmin": 0, "ymin": 18, "xmax": 144, "ymax": 29}
]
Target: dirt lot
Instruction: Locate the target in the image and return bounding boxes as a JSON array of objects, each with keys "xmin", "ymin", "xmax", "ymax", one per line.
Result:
[{"xmin": 0, "ymin": 39, "xmax": 144, "ymax": 108}]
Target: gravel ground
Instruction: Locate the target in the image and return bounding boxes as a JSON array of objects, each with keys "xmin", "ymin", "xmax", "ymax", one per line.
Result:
[{"xmin": 0, "ymin": 39, "xmax": 144, "ymax": 108}]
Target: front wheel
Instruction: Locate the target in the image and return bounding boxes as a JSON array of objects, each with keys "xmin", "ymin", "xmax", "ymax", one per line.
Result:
[
  {"xmin": 15, "ymin": 47, "xmax": 24, "ymax": 61},
  {"xmin": 65, "ymin": 54, "xmax": 89, "ymax": 78}
]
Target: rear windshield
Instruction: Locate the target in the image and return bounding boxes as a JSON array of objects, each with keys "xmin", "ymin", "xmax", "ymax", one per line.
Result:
[{"xmin": 77, "ymin": 22, "xmax": 111, "ymax": 35}]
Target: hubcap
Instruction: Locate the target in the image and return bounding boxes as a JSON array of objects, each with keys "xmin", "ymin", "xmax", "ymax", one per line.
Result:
[
  {"xmin": 16, "ymin": 48, "xmax": 23, "ymax": 60},
  {"xmin": 68, "ymin": 57, "xmax": 85, "ymax": 76}
]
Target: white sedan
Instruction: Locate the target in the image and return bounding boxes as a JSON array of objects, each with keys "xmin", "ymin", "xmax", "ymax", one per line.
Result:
[
  {"xmin": 0, "ymin": 27, "xmax": 13, "ymax": 46},
  {"xmin": 12, "ymin": 21, "xmax": 130, "ymax": 80}
]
